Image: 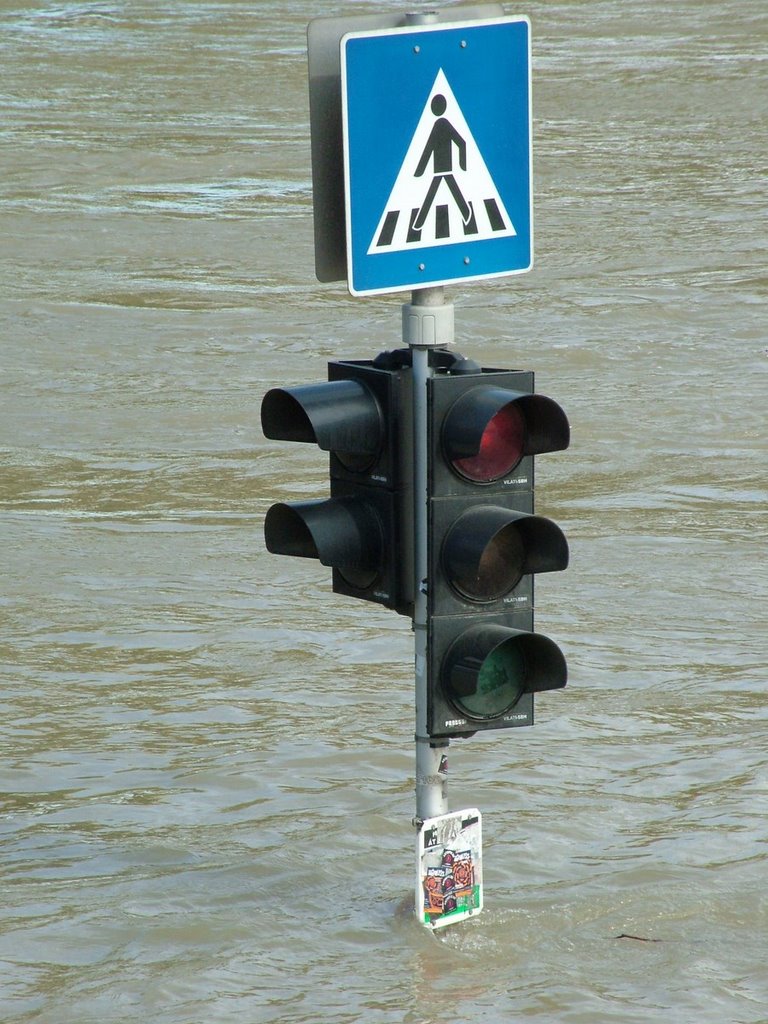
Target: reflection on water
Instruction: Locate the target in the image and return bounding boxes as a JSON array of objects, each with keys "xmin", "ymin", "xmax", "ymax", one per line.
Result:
[{"xmin": 1, "ymin": 1, "xmax": 766, "ymax": 1022}]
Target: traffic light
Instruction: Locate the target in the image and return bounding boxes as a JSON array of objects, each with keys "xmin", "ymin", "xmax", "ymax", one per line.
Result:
[
  {"xmin": 261, "ymin": 357, "xmax": 413, "ymax": 614},
  {"xmin": 426, "ymin": 360, "xmax": 570, "ymax": 738}
]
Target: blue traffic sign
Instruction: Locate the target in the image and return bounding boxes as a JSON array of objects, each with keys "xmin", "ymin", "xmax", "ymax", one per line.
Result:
[{"xmin": 341, "ymin": 17, "xmax": 532, "ymax": 297}]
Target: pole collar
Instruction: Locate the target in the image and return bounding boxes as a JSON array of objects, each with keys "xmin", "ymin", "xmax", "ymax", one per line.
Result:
[{"xmin": 402, "ymin": 300, "xmax": 455, "ymax": 347}]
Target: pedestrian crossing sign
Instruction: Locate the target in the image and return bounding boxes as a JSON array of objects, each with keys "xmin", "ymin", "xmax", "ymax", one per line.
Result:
[{"xmin": 341, "ymin": 16, "xmax": 532, "ymax": 297}]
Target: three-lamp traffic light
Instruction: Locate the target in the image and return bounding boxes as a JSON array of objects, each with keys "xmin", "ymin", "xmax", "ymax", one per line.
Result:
[
  {"xmin": 425, "ymin": 363, "xmax": 569, "ymax": 738},
  {"xmin": 261, "ymin": 352, "xmax": 570, "ymax": 738}
]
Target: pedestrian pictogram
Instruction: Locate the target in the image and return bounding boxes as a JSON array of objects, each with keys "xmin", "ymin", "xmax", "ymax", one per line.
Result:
[{"xmin": 369, "ymin": 70, "xmax": 516, "ymax": 255}]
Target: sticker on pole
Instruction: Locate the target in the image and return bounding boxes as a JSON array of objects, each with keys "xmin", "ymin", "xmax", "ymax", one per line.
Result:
[
  {"xmin": 341, "ymin": 17, "xmax": 532, "ymax": 296},
  {"xmin": 417, "ymin": 808, "xmax": 483, "ymax": 929}
]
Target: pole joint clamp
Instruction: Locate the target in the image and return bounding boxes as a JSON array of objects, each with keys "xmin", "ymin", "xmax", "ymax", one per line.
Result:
[{"xmin": 402, "ymin": 300, "xmax": 454, "ymax": 348}]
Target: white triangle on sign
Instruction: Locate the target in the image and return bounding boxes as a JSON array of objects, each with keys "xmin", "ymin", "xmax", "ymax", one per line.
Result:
[{"xmin": 367, "ymin": 68, "xmax": 516, "ymax": 255}]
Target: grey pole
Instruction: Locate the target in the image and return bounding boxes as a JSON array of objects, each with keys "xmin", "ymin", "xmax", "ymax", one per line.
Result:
[
  {"xmin": 403, "ymin": 287, "xmax": 454, "ymax": 825},
  {"xmin": 402, "ymin": 10, "xmax": 453, "ymax": 832},
  {"xmin": 400, "ymin": 18, "xmax": 455, "ymax": 923}
]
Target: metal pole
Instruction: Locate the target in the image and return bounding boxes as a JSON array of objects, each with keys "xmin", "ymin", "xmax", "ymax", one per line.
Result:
[
  {"xmin": 403, "ymin": 286, "xmax": 454, "ymax": 824},
  {"xmin": 401, "ymin": 9, "xmax": 451, "ymax": 830},
  {"xmin": 405, "ymin": 11, "xmax": 440, "ymax": 27}
]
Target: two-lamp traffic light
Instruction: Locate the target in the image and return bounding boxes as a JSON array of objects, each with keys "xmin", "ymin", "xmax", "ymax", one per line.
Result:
[
  {"xmin": 261, "ymin": 352, "xmax": 570, "ymax": 738},
  {"xmin": 261, "ymin": 355, "xmax": 413, "ymax": 615}
]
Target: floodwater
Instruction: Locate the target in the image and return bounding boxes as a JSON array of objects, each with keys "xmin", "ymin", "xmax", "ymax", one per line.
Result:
[{"xmin": 1, "ymin": 1, "xmax": 766, "ymax": 1021}]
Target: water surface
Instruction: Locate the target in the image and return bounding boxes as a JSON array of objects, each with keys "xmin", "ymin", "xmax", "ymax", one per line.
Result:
[{"xmin": 1, "ymin": 2, "xmax": 766, "ymax": 1022}]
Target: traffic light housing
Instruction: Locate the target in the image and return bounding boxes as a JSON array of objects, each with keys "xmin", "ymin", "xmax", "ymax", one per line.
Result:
[
  {"xmin": 426, "ymin": 362, "xmax": 569, "ymax": 738},
  {"xmin": 262, "ymin": 351, "xmax": 570, "ymax": 739},
  {"xmin": 261, "ymin": 358, "xmax": 413, "ymax": 615}
]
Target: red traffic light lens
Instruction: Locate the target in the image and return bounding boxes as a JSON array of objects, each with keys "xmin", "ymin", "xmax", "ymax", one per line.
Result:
[{"xmin": 451, "ymin": 403, "xmax": 525, "ymax": 483}]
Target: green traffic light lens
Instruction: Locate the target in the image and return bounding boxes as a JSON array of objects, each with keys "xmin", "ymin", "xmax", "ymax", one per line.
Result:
[
  {"xmin": 451, "ymin": 403, "xmax": 525, "ymax": 483},
  {"xmin": 446, "ymin": 635, "xmax": 527, "ymax": 720},
  {"xmin": 463, "ymin": 642, "xmax": 526, "ymax": 718}
]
